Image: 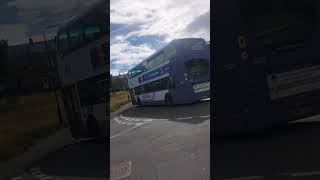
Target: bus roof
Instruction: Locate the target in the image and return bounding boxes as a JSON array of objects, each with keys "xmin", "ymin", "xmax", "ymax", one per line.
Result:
[
  {"xmin": 57, "ymin": 0, "xmax": 107, "ymax": 34},
  {"xmin": 127, "ymin": 38, "xmax": 205, "ymax": 73}
]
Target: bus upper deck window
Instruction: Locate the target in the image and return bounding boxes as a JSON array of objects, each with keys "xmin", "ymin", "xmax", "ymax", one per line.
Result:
[
  {"xmin": 191, "ymin": 42, "xmax": 205, "ymax": 50},
  {"xmin": 85, "ymin": 26, "xmax": 101, "ymax": 41}
]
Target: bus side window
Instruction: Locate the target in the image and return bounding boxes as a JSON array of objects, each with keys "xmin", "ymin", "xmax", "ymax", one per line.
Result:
[
  {"xmin": 161, "ymin": 78, "xmax": 166, "ymax": 90},
  {"xmin": 69, "ymin": 28, "xmax": 83, "ymax": 51}
]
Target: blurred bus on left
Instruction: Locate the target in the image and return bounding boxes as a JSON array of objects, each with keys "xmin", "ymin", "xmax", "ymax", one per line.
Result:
[{"xmin": 56, "ymin": 0, "xmax": 108, "ymax": 140}]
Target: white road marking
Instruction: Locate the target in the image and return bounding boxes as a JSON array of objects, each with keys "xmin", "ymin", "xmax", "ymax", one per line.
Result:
[
  {"xmin": 115, "ymin": 115, "xmax": 154, "ymax": 125},
  {"xmin": 199, "ymin": 115, "xmax": 210, "ymax": 118},
  {"xmin": 289, "ymin": 171, "xmax": 320, "ymax": 176},
  {"xmin": 11, "ymin": 176, "xmax": 23, "ymax": 180},
  {"xmin": 289, "ymin": 114, "xmax": 320, "ymax": 124},
  {"xmin": 177, "ymin": 117, "xmax": 193, "ymax": 120},
  {"xmin": 43, "ymin": 176, "xmax": 55, "ymax": 180},
  {"xmin": 35, "ymin": 174, "xmax": 47, "ymax": 178},
  {"xmin": 119, "ymin": 115, "xmax": 132, "ymax": 121},
  {"xmin": 142, "ymin": 119, "xmax": 152, "ymax": 122},
  {"xmin": 110, "ymin": 123, "xmax": 146, "ymax": 139}
]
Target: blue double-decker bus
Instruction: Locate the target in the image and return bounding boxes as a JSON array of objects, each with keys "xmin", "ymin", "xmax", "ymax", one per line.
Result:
[
  {"xmin": 128, "ymin": 38, "xmax": 210, "ymax": 106},
  {"xmin": 212, "ymin": 0, "xmax": 320, "ymax": 135}
]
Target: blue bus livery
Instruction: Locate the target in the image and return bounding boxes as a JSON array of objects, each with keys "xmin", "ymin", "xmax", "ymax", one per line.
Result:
[
  {"xmin": 128, "ymin": 38, "xmax": 210, "ymax": 106},
  {"xmin": 212, "ymin": 0, "xmax": 320, "ymax": 135}
]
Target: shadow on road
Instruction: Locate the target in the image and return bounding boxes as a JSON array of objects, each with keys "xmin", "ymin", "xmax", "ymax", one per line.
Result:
[
  {"xmin": 213, "ymin": 116, "xmax": 320, "ymax": 179},
  {"xmin": 122, "ymin": 100, "xmax": 210, "ymax": 124},
  {"xmin": 35, "ymin": 141, "xmax": 107, "ymax": 179}
]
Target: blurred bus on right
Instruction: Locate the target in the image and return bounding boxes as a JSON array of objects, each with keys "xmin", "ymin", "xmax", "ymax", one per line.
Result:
[
  {"xmin": 128, "ymin": 38, "xmax": 210, "ymax": 106},
  {"xmin": 212, "ymin": 0, "xmax": 320, "ymax": 135}
]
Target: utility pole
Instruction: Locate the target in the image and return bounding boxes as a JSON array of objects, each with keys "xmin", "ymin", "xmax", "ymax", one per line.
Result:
[{"xmin": 43, "ymin": 31, "xmax": 63, "ymax": 125}]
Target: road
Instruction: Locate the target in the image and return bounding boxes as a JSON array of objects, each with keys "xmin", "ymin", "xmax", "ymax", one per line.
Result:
[
  {"xmin": 8, "ymin": 99, "xmax": 320, "ymax": 180},
  {"xmin": 9, "ymin": 141, "xmax": 107, "ymax": 180},
  {"xmin": 214, "ymin": 115, "xmax": 320, "ymax": 180},
  {"xmin": 8, "ymin": 99, "xmax": 209, "ymax": 180},
  {"xmin": 110, "ymin": 100, "xmax": 210, "ymax": 180}
]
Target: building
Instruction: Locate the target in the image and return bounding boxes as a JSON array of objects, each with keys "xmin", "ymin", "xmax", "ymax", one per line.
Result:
[
  {"xmin": 111, "ymin": 74, "xmax": 128, "ymax": 92},
  {"xmin": 5, "ymin": 39, "xmax": 58, "ymax": 95}
]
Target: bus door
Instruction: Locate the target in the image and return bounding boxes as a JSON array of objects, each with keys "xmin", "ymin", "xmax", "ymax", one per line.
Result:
[{"xmin": 64, "ymin": 85, "xmax": 85, "ymax": 138}]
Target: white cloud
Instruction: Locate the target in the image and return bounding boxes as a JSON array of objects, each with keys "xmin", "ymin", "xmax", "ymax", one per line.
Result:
[
  {"xmin": 110, "ymin": 0, "xmax": 210, "ymax": 74},
  {"xmin": 110, "ymin": 69, "xmax": 120, "ymax": 76},
  {"xmin": 110, "ymin": 40, "xmax": 156, "ymax": 75},
  {"xmin": 111, "ymin": 0, "xmax": 210, "ymax": 42}
]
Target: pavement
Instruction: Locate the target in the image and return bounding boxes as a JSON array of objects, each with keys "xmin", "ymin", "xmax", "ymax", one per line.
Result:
[
  {"xmin": 110, "ymin": 100, "xmax": 210, "ymax": 180},
  {"xmin": 0, "ymin": 101, "xmax": 134, "ymax": 180},
  {"xmin": 110, "ymin": 103, "xmax": 133, "ymax": 119},
  {"xmin": 0, "ymin": 128, "xmax": 74, "ymax": 180}
]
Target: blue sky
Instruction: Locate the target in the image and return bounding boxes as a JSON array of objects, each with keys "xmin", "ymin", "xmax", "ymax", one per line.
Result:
[
  {"xmin": 110, "ymin": 0, "xmax": 210, "ymax": 75},
  {"xmin": 0, "ymin": 0, "xmax": 101, "ymax": 45}
]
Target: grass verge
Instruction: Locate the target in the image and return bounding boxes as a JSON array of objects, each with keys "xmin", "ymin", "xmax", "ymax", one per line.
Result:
[
  {"xmin": 110, "ymin": 91, "xmax": 130, "ymax": 113},
  {"xmin": 0, "ymin": 91, "xmax": 62, "ymax": 162}
]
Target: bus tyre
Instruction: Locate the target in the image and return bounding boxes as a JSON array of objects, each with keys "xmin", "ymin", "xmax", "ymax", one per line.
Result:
[
  {"xmin": 137, "ymin": 98, "xmax": 141, "ymax": 106},
  {"xmin": 87, "ymin": 115, "xmax": 104, "ymax": 143},
  {"xmin": 165, "ymin": 94, "xmax": 173, "ymax": 106}
]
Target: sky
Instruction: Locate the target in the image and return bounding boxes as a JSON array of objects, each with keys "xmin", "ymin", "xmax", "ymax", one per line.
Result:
[
  {"xmin": 110, "ymin": 0, "xmax": 210, "ymax": 75},
  {"xmin": 0, "ymin": 0, "xmax": 101, "ymax": 45}
]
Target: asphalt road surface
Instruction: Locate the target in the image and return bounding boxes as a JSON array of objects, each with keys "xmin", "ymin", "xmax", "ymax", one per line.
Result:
[
  {"xmin": 9, "ymin": 99, "xmax": 320, "ymax": 180},
  {"xmin": 9, "ymin": 141, "xmax": 107, "ymax": 180},
  {"xmin": 110, "ymin": 99, "xmax": 210, "ymax": 180},
  {"xmin": 214, "ymin": 115, "xmax": 320, "ymax": 180}
]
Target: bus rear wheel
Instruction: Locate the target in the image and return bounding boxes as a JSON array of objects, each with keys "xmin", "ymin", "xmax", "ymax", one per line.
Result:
[{"xmin": 165, "ymin": 94, "xmax": 173, "ymax": 106}]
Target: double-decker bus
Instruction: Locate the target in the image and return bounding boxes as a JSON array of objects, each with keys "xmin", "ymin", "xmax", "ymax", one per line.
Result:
[
  {"xmin": 212, "ymin": 0, "xmax": 320, "ymax": 135},
  {"xmin": 56, "ymin": 0, "xmax": 108, "ymax": 139},
  {"xmin": 128, "ymin": 38, "xmax": 210, "ymax": 106}
]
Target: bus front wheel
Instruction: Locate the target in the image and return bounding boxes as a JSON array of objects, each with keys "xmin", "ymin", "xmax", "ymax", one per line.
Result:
[{"xmin": 165, "ymin": 94, "xmax": 173, "ymax": 106}]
